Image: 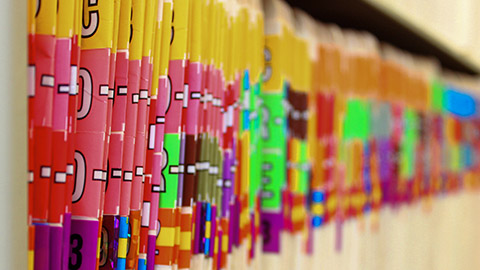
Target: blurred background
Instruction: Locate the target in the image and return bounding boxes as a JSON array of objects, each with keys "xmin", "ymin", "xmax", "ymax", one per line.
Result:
[{"xmin": 2, "ymin": 0, "xmax": 480, "ymax": 269}]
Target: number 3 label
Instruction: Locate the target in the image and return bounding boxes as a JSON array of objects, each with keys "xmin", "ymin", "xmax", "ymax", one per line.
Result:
[{"xmin": 69, "ymin": 234, "xmax": 83, "ymax": 270}]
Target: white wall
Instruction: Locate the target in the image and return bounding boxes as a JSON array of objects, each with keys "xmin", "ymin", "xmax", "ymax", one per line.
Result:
[
  {"xmin": 365, "ymin": 0, "xmax": 480, "ymax": 68},
  {"xmin": 0, "ymin": 0, "xmax": 27, "ymax": 268}
]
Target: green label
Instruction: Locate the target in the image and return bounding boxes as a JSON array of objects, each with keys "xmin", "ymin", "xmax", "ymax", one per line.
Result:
[
  {"xmin": 160, "ymin": 133, "xmax": 181, "ymax": 208},
  {"xmin": 344, "ymin": 99, "xmax": 370, "ymax": 141},
  {"xmin": 261, "ymin": 153, "xmax": 286, "ymax": 209}
]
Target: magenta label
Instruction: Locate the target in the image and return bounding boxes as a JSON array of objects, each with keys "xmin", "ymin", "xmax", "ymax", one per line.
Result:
[
  {"xmin": 193, "ymin": 202, "xmax": 202, "ymax": 254},
  {"xmin": 34, "ymin": 224, "xmax": 50, "ymax": 270},
  {"xmin": 69, "ymin": 218, "xmax": 99, "ymax": 270},
  {"xmin": 49, "ymin": 225, "xmax": 63, "ymax": 270},
  {"xmin": 62, "ymin": 213, "xmax": 72, "ymax": 270},
  {"xmin": 260, "ymin": 211, "xmax": 282, "ymax": 253},
  {"xmin": 146, "ymin": 234, "xmax": 156, "ymax": 270}
]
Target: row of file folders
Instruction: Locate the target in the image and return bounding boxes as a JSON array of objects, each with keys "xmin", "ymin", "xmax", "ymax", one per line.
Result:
[{"xmin": 27, "ymin": 0, "xmax": 480, "ymax": 269}]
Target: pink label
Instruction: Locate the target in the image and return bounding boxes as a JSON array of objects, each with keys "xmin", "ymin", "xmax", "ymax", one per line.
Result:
[
  {"xmin": 130, "ymin": 57, "xmax": 151, "ymax": 210},
  {"xmin": 72, "ymin": 132, "xmax": 106, "ymax": 218},
  {"xmin": 110, "ymin": 51, "xmax": 129, "ymax": 132},
  {"xmin": 130, "ymin": 58, "xmax": 152, "ymax": 211},
  {"xmin": 52, "ymin": 38, "xmax": 71, "ymax": 131},
  {"xmin": 72, "ymin": 48, "xmax": 110, "ymax": 219},
  {"xmin": 34, "ymin": 34, "xmax": 55, "ymax": 128},
  {"xmin": 185, "ymin": 62, "xmax": 202, "ymax": 135},
  {"xmin": 104, "ymin": 51, "xmax": 129, "ymax": 215},
  {"xmin": 119, "ymin": 59, "xmax": 142, "ymax": 216},
  {"xmin": 103, "ymin": 132, "xmax": 123, "ymax": 215},
  {"xmin": 76, "ymin": 49, "xmax": 110, "ymax": 133},
  {"xmin": 119, "ymin": 130, "xmax": 135, "ymax": 216},
  {"xmin": 165, "ymin": 59, "xmax": 186, "ymax": 134}
]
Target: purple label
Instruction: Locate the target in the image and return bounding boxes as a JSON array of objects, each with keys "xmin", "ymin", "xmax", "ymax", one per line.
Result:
[
  {"xmin": 146, "ymin": 234, "xmax": 156, "ymax": 270},
  {"xmin": 193, "ymin": 203, "xmax": 202, "ymax": 254},
  {"xmin": 378, "ymin": 139, "xmax": 391, "ymax": 184},
  {"xmin": 250, "ymin": 212, "xmax": 255, "ymax": 258},
  {"xmin": 221, "ymin": 152, "xmax": 232, "ymax": 217},
  {"xmin": 62, "ymin": 213, "xmax": 72, "ymax": 270},
  {"xmin": 34, "ymin": 224, "xmax": 50, "ymax": 270},
  {"xmin": 232, "ymin": 199, "xmax": 240, "ymax": 247},
  {"xmin": 260, "ymin": 211, "xmax": 282, "ymax": 253},
  {"xmin": 50, "ymin": 225, "xmax": 63, "ymax": 270},
  {"xmin": 70, "ymin": 218, "xmax": 99, "ymax": 270}
]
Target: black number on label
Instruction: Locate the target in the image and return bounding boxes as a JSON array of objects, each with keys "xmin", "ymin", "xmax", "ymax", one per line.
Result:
[
  {"xmin": 69, "ymin": 234, "xmax": 83, "ymax": 270},
  {"xmin": 261, "ymin": 220, "xmax": 271, "ymax": 245}
]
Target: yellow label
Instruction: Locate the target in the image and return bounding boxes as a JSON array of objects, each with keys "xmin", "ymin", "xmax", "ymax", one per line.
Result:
[
  {"xmin": 36, "ymin": 0, "xmax": 57, "ymax": 35},
  {"xmin": 27, "ymin": 0, "xmax": 36, "ymax": 35},
  {"xmin": 159, "ymin": 0, "xmax": 173, "ymax": 76},
  {"xmin": 292, "ymin": 205, "xmax": 305, "ymax": 222},
  {"xmin": 129, "ymin": 0, "xmax": 146, "ymax": 60},
  {"xmin": 179, "ymin": 231, "xmax": 191, "ymax": 250},
  {"xmin": 263, "ymin": 35, "xmax": 282, "ymax": 92},
  {"xmin": 205, "ymin": 221, "xmax": 211, "ymax": 238},
  {"xmin": 118, "ymin": 238, "xmax": 128, "ymax": 258},
  {"xmin": 141, "ymin": 0, "xmax": 156, "ymax": 57},
  {"xmin": 230, "ymin": 13, "xmax": 239, "ymax": 76},
  {"xmin": 311, "ymin": 203, "xmax": 324, "ymax": 216},
  {"xmin": 157, "ymin": 226, "xmax": 175, "ymax": 246},
  {"xmin": 81, "ymin": 0, "xmax": 114, "ymax": 50},
  {"xmin": 221, "ymin": 234, "xmax": 229, "ymax": 252},
  {"xmin": 111, "ymin": 0, "xmax": 121, "ymax": 54},
  {"xmin": 237, "ymin": 8, "xmax": 248, "ymax": 71},
  {"xmin": 327, "ymin": 194, "xmax": 337, "ymax": 213},
  {"xmin": 149, "ymin": 0, "xmax": 163, "ymax": 96},
  {"xmin": 117, "ymin": 0, "xmax": 133, "ymax": 50},
  {"xmin": 73, "ymin": 0, "xmax": 83, "ymax": 40},
  {"xmin": 224, "ymin": 15, "xmax": 232, "ymax": 82},
  {"xmin": 201, "ymin": 0, "xmax": 210, "ymax": 65},
  {"xmin": 97, "ymin": 235, "xmax": 101, "ymax": 259},
  {"xmin": 252, "ymin": 14, "xmax": 265, "ymax": 83},
  {"xmin": 28, "ymin": 250, "xmax": 34, "ymax": 270},
  {"xmin": 217, "ymin": 2, "xmax": 226, "ymax": 70},
  {"xmin": 170, "ymin": 0, "xmax": 189, "ymax": 60},
  {"xmin": 57, "ymin": 0, "xmax": 75, "ymax": 38},
  {"xmin": 214, "ymin": 234, "xmax": 219, "ymax": 253}
]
